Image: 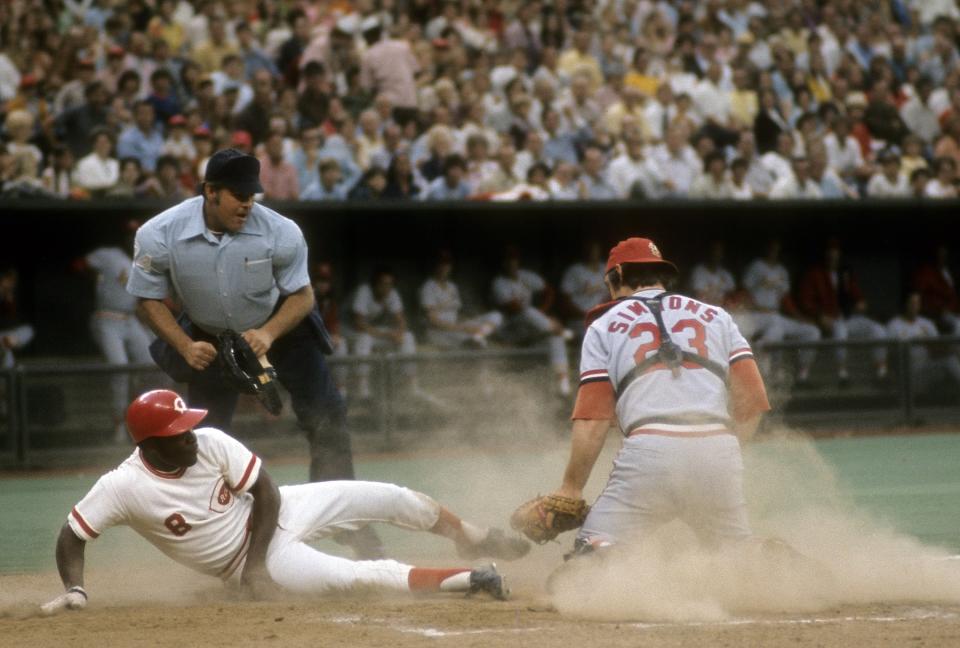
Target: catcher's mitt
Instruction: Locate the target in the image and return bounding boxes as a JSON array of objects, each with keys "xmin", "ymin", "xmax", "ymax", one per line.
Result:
[
  {"xmin": 217, "ymin": 331, "xmax": 283, "ymax": 416},
  {"xmin": 510, "ymin": 494, "xmax": 589, "ymax": 544}
]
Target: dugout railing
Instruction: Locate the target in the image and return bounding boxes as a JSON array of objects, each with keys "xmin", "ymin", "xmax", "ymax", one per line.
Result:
[
  {"xmin": 0, "ymin": 346, "xmax": 554, "ymax": 469},
  {"xmin": 1, "ymin": 338, "xmax": 957, "ymax": 469}
]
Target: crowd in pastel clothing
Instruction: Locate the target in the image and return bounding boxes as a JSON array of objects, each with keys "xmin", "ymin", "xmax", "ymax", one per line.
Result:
[{"xmin": 3, "ymin": 0, "xmax": 960, "ymax": 201}]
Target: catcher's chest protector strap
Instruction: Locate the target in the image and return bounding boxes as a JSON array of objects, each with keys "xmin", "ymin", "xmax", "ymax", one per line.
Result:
[{"xmin": 615, "ymin": 294, "xmax": 728, "ymax": 397}]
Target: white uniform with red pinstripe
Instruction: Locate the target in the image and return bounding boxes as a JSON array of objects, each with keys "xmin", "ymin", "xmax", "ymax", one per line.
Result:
[
  {"xmin": 68, "ymin": 428, "xmax": 443, "ymax": 592},
  {"xmin": 575, "ymin": 288, "xmax": 756, "ymax": 548}
]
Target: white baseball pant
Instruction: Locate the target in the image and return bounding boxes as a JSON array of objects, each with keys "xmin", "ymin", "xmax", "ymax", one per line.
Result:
[
  {"xmin": 425, "ymin": 312, "xmax": 504, "ymax": 348},
  {"xmin": 830, "ymin": 315, "xmax": 888, "ymax": 369},
  {"xmin": 578, "ymin": 434, "xmax": 751, "ymax": 549},
  {"xmin": 353, "ymin": 331, "xmax": 418, "ymax": 380},
  {"xmin": 257, "ymin": 481, "xmax": 441, "ymax": 594},
  {"xmin": 89, "ymin": 313, "xmax": 153, "ymax": 417},
  {"xmin": 498, "ymin": 307, "xmax": 569, "ymax": 370}
]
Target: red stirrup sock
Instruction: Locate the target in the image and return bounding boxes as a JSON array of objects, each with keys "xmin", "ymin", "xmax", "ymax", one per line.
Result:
[{"xmin": 407, "ymin": 567, "xmax": 473, "ymax": 592}]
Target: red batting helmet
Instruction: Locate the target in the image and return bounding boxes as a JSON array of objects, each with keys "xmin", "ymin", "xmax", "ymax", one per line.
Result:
[
  {"xmin": 126, "ymin": 390, "xmax": 208, "ymax": 444},
  {"xmin": 605, "ymin": 237, "xmax": 678, "ymax": 275}
]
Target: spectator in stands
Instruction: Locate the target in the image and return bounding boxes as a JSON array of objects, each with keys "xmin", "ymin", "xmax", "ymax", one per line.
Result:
[
  {"xmin": 728, "ymin": 157, "xmax": 754, "ymax": 199},
  {"xmin": 754, "ymin": 88, "xmax": 791, "ymax": 154},
  {"xmin": 541, "ymin": 108, "xmax": 579, "ymax": 166},
  {"xmin": 607, "ymin": 132, "xmax": 663, "ymax": 198},
  {"xmin": 383, "ymin": 151, "xmax": 421, "ymax": 200},
  {"xmin": 258, "ymin": 132, "xmax": 299, "ymax": 200},
  {"xmin": 75, "ymin": 129, "xmax": 119, "ymax": 196},
  {"xmin": 650, "ymin": 125, "xmax": 699, "ymax": 196},
  {"xmin": 548, "ymin": 161, "xmax": 580, "ymax": 200},
  {"xmin": 117, "ymin": 101, "xmax": 164, "ymax": 173},
  {"xmin": 234, "ymin": 70, "xmax": 274, "ymax": 146},
  {"xmin": 823, "ymin": 115, "xmax": 870, "ymax": 186},
  {"xmin": 422, "ymin": 154, "xmax": 470, "ymax": 200},
  {"xmin": 312, "ymin": 262, "xmax": 349, "ymax": 398},
  {"xmin": 559, "ymin": 240, "xmax": 607, "ymax": 334},
  {"xmin": 360, "ymin": 18, "xmax": 419, "ymax": 127},
  {"xmin": 866, "ymin": 148, "xmax": 911, "ymax": 197},
  {"xmin": 0, "ymin": 266, "xmax": 34, "ymax": 369},
  {"xmin": 300, "ymin": 157, "xmax": 348, "ymax": 201},
  {"xmin": 924, "ymin": 157, "xmax": 959, "ymax": 198},
  {"xmin": 913, "ymin": 244, "xmax": 960, "ymax": 335},
  {"xmin": 808, "ymin": 143, "xmax": 856, "ymax": 199},
  {"xmin": 40, "ymin": 145, "xmax": 74, "ymax": 198},
  {"xmin": 690, "ymin": 151, "xmax": 733, "ymax": 199},
  {"xmin": 798, "ymin": 239, "xmax": 889, "ymax": 386},
  {"xmin": 55, "ymin": 81, "xmax": 110, "ymax": 158},
  {"xmin": 910, "ymin": 167, "xmax": 933, "ymax": 198},
  {"xmin": 347, "ymin": 166, "xmax": 388, "ymax": 201},
  {"xmin": 105, "ymin": 158, "xmax": 144, "ymax": 199},
  {"xmin": 146, "ymin": 69, "xmax": 182, "ymax": 126},
  {"xmin": 900, "ymin": 76, "xmax": 941, "ymax": 145},
  {"xmin": 161, "ymin": 115, "xmax": 196, "ymax": 166},
  {"xmin": 741, "ymin": 238, "xmax": 820, "ymax": 384},
  {"xmin": 888, "ymin": 291, "xmax": 960, "ymax": 394},
  {"xmin": 277, "ymin": 10, "xmax": 310, "ymax": 87},
  {"xmin": 579, "ymin": 146, "xmax": 617, "ymax": 200},
  {"xmin": 191, "ymin": 15, "xmax": 237, "ymax": 73},
  {"xmin": 141, "ymin": 155, "xmax": 190, "ymax": 200},
  {"xmin": 491, "ymin": 248, "xmax": 571, "ymax": 396},
  {"xmin": 770, "ymin": 156, "xmax": 823, "ymax": 199},
  {"xmin": 420, "ymin": 251, "xmax": 502, "ymax": 349}
]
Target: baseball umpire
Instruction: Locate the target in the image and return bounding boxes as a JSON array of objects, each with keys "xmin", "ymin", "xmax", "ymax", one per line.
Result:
[
  {"xmin": 41, "ymin": 389, "xmax": 527, "ymax": 615},
  {"xmin": 512, "ymin": 237, "xmax": 772, "ymax": 553},
  {"xmin": 127, "ymin": 148, "xmax": 382, "ymax": 556}
]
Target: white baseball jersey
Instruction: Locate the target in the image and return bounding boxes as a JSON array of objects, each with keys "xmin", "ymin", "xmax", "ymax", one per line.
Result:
[
  {"xmin": 579, "ymin": 289, "xmax": 753, "ymax": 434},
  {"xmin": 561, "ymin": 261, "xmax": 608, "ymax": 314},
  {"xmin": 87, "ymin": 247, "xmax": 138, "ymax": 313},
  {"xmin": 887, "ymin": 315, "xmax": 938, "ymax": 340},
  {"xmin": 742, "ymin": 259, "xmax": 790, "ymax": 311},
  {"xmin": 491, "ymin": 270, "xmax": 545, "ymax": 309},
  {"xmin": 352, "ymin": 284, "xmax": 404, "ymax": 327},
  {"xmin": 689, "ymin": 264, "xmax": 735, "ymax": 305},
  {"xmin": 419, "ymin": 278, "xmax": 461, "ymax": 326},
  {"xmin": 67, "ymin": 428, "xmax": 261, "ymax": 579}
]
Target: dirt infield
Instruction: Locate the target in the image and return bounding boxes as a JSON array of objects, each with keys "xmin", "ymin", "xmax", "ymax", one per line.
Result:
[{"xmin": 4, "ymin": 567, "xmax": 960, "ymax": 648}]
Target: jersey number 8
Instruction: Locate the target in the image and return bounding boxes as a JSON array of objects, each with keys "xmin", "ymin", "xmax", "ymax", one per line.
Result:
[{"xmin": 164, "ymin": 513, "xmax": 193, "ymax": 537}]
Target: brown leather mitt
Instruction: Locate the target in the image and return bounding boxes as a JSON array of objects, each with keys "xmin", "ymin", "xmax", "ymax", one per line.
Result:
[{"xmin": 510, "ymin": 494, "xmax": 589, "ymax": 544}]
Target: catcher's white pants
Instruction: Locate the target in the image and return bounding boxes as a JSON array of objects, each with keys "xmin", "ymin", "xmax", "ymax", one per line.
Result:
[
  {"xmin": 253, "ymin": 481, "xmax": 441, "ymax": 594},
  {"xmin": 578, "ymin": 434, "xmax": 751, "ymax": 549}
]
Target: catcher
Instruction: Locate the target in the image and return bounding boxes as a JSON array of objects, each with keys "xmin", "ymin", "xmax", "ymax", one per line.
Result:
[{"xmin": 512, "ymin": 237, "xmax": 771, "ymax": 555}]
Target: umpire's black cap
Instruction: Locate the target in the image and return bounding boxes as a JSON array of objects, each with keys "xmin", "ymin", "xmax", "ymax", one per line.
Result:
[{"xmin": 204, "ymin": 148, "xmax": 263, "ymax": 195}]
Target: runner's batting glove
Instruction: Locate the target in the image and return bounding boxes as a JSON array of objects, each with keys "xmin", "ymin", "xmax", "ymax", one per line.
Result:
[{"xmin": 40, "ymin": 586, "xmax": 88, "ymax": 616}]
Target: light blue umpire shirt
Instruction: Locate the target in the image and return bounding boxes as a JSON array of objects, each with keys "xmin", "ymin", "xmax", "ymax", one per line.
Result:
[{"xmin": 126, "ymin": 196, "xmax": 310, "ymax": 335}]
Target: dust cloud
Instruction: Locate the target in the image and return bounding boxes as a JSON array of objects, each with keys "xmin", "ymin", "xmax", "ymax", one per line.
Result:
[{"xmin": 547, "ymin": 427, "xmax": 960, "ymax": 621}]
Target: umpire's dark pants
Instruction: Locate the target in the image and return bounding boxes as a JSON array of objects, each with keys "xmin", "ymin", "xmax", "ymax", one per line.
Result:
[{"xmin": 150, "ymin": 314, "xmax": 354, "ymax": 482}]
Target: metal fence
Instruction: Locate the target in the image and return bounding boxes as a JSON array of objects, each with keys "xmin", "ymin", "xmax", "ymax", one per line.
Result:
[{"xmin": 1, "ymin": 338, "xmax": 958, "ymax": 469}]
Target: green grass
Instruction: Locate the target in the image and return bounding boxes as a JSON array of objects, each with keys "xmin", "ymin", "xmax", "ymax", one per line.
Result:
[{"xmin": 2, "ymin": 433, "xmax": 959, "ymax": 575}]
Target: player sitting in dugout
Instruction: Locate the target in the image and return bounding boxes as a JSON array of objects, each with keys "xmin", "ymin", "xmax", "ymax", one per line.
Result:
[{"xmin": 41, "ymin": 389, "xmax": 530, "ymax": 614}]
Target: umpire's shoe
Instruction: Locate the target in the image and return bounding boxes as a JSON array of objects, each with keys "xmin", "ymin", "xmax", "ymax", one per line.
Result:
[
  {"xmin": 468, "ymin": 563, "xmax": 510, "ymax": 600},
  {"xmin": 457, "ymin": 528, "xmax": 531, "ymax": 561}
]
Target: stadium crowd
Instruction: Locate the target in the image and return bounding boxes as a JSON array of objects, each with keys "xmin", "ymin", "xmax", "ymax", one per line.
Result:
[{"xmin": 2, "ymin": 0, "xmax": 960, "ymax": 201}]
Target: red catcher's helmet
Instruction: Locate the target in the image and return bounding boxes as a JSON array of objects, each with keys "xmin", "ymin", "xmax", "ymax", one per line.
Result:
[
  {"xmin": 126, "ymin": 390, "xmax": 208, "ymax": 444},
  {"xmin": 605, "ymin": 237, "xmax": 678, "ymax": 275}
]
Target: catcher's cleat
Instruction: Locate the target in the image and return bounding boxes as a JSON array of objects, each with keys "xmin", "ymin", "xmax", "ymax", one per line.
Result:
[
  {"xmin": 468, "ymin": 563, "xmax": 510, "ymax": 601},
  {"xmin": 457, "ymin": 528, "xmax": 531, "ymax": 561}
]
